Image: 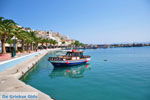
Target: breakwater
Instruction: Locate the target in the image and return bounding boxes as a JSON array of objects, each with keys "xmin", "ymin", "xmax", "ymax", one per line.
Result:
[{"xmin": 0, "ymin": 48, "xmax": 61, "ymax": 100}]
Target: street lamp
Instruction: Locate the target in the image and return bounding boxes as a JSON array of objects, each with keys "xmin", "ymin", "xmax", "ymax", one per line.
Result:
[{"xmin": 11, "ymin": 36, "xmax": 18, "ymax": 57}]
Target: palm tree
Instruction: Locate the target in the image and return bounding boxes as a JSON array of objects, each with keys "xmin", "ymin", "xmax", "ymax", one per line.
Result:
[
  {"xmin": 24, "ymin": 31, "xmax": 35, "ymax": 52},
  {"xmin": 52, "ymin": 40, "xmax": 58, "ymax": 45},
  {"xmin": 48, "ymin": 39, "xmax": 58, "ymax": 48},
  {"xmin": 14, "ymin": 28, "xmax": 28, "ymax": 52},
  {"xmin": 25, "ymin": 37, "xmax": 32, "ymax": 52},
  {"xmin": 0, "ymin": 17, "xmax": 17, "ymax": 54},
  {"xmin": 45, "ymin": 38, "xmax": 50, "ymax": 48},
  {"xmin": 28, "ymin": 31, "xmax": 35, "ymax": 51},
  {"xmin": 71, "ymin": 40, "xmax": 84, "ymax": 47},
  {"xmin": 40, "ymin": 39, "xmax": 45, "ymax": 46},
  {"xmin": 0, "ymin": 17, "xmax": 4, "ymax": 33},
  {"xmin": 34, "ymin": 37, "xmax": 41, "ymax": 51}
]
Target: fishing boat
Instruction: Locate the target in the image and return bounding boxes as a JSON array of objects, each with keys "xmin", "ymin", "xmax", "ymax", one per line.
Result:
[{"xmin": 48, "ymin": 49, "xmax": 91, "ymax": 67}]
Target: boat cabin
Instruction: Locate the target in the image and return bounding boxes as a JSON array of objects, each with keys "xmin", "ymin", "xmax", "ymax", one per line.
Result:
[
  {"xmin": 65, "ymin": 50, "xmax": 84, "ymax": 60},
  {"xmin": 66, "ymin": 51, "xmax": 83, "ymax": 57}
]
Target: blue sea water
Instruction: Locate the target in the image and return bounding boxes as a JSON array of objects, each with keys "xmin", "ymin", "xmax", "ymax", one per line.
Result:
[{"xmin": 22, "ymin": 47, "xmax": 150, "ymax": 100}]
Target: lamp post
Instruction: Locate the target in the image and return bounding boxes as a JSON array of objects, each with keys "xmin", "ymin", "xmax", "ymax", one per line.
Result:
[{"xmin": 11, "ymin": 36, "xmax": 17, "ymax": 57}]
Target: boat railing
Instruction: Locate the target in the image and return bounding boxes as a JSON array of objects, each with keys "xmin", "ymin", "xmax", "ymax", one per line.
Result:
[{"xmin": 49, "ymin": 55, "xmax": 90, "ymax": 61}]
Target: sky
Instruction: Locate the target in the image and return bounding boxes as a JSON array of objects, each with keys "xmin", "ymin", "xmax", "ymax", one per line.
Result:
[{"xmin": 0, "ymin": 0, "xmax": 150, "ymax": 44}]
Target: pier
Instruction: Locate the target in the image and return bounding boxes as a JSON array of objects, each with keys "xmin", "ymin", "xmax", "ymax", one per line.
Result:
[{"xmin": 0, "ymin": 48, "xmax": 61, "ymax": 100}]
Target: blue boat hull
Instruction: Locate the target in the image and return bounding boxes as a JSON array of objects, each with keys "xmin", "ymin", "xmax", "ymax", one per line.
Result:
[
  {"xmin": 49, "ymin": 57, "xmax": 91, "ymax": 67},
  {"xmin": 51, "ymin": 61, "xmax": 87, "ymax": 67}
]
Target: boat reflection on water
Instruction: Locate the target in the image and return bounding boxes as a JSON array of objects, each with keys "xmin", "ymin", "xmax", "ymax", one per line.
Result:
[{"xmin": 49, "ymin": 64, "xmax": 91, "ymax": 78}]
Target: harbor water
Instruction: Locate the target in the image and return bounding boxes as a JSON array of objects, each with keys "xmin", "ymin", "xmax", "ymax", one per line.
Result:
[{"xmin": 22, "ymin": 47, "xmax": 150, "ymax": 100}]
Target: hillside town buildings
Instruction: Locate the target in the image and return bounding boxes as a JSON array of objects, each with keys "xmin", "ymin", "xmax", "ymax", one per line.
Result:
[{"xmin": 0, "ymin": 26, "xmax": 75, "ymax": 53}]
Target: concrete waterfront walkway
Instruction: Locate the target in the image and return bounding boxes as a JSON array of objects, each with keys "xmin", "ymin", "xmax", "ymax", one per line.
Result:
[
  {"xmin": 0, "ymin": 51, "xmax": 36, "ymax": 62},
  {"xmin": 0, "ymin": 48, "xmax": 61, "ymax": 100},
  {"xmin": 0, "ymin": 50, "xmax": 49, "ymax": 72}
]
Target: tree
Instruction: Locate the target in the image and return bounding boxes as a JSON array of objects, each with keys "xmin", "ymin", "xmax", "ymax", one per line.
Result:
[
  {"xmin": 28, "ymin": 31, "xmax": 36, "ymax": 51},
  {"xmin": 24, "ymin": 31, "xmax": 36, "ymax": 52},
  {"xmin": 14, "ymin": 28, "xmax": 28, "ymax": 51},
  {"xmin": 34, "ymin": 37, "xmax": 42, "ymax": 51},
  {"xmin": 50, "ymin": 39, "xmax": 58, "ymax": 45},
  {"xmin": 71, "ymin": 40, "xmax": 85, "ymax": 47},
  {"xmin": 62, "ymin": 41, "xmax": 65, "ymax": 44},
  {"xmin": 0, "ymin": 17, "xmax": 17, "ymax": 54}
]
